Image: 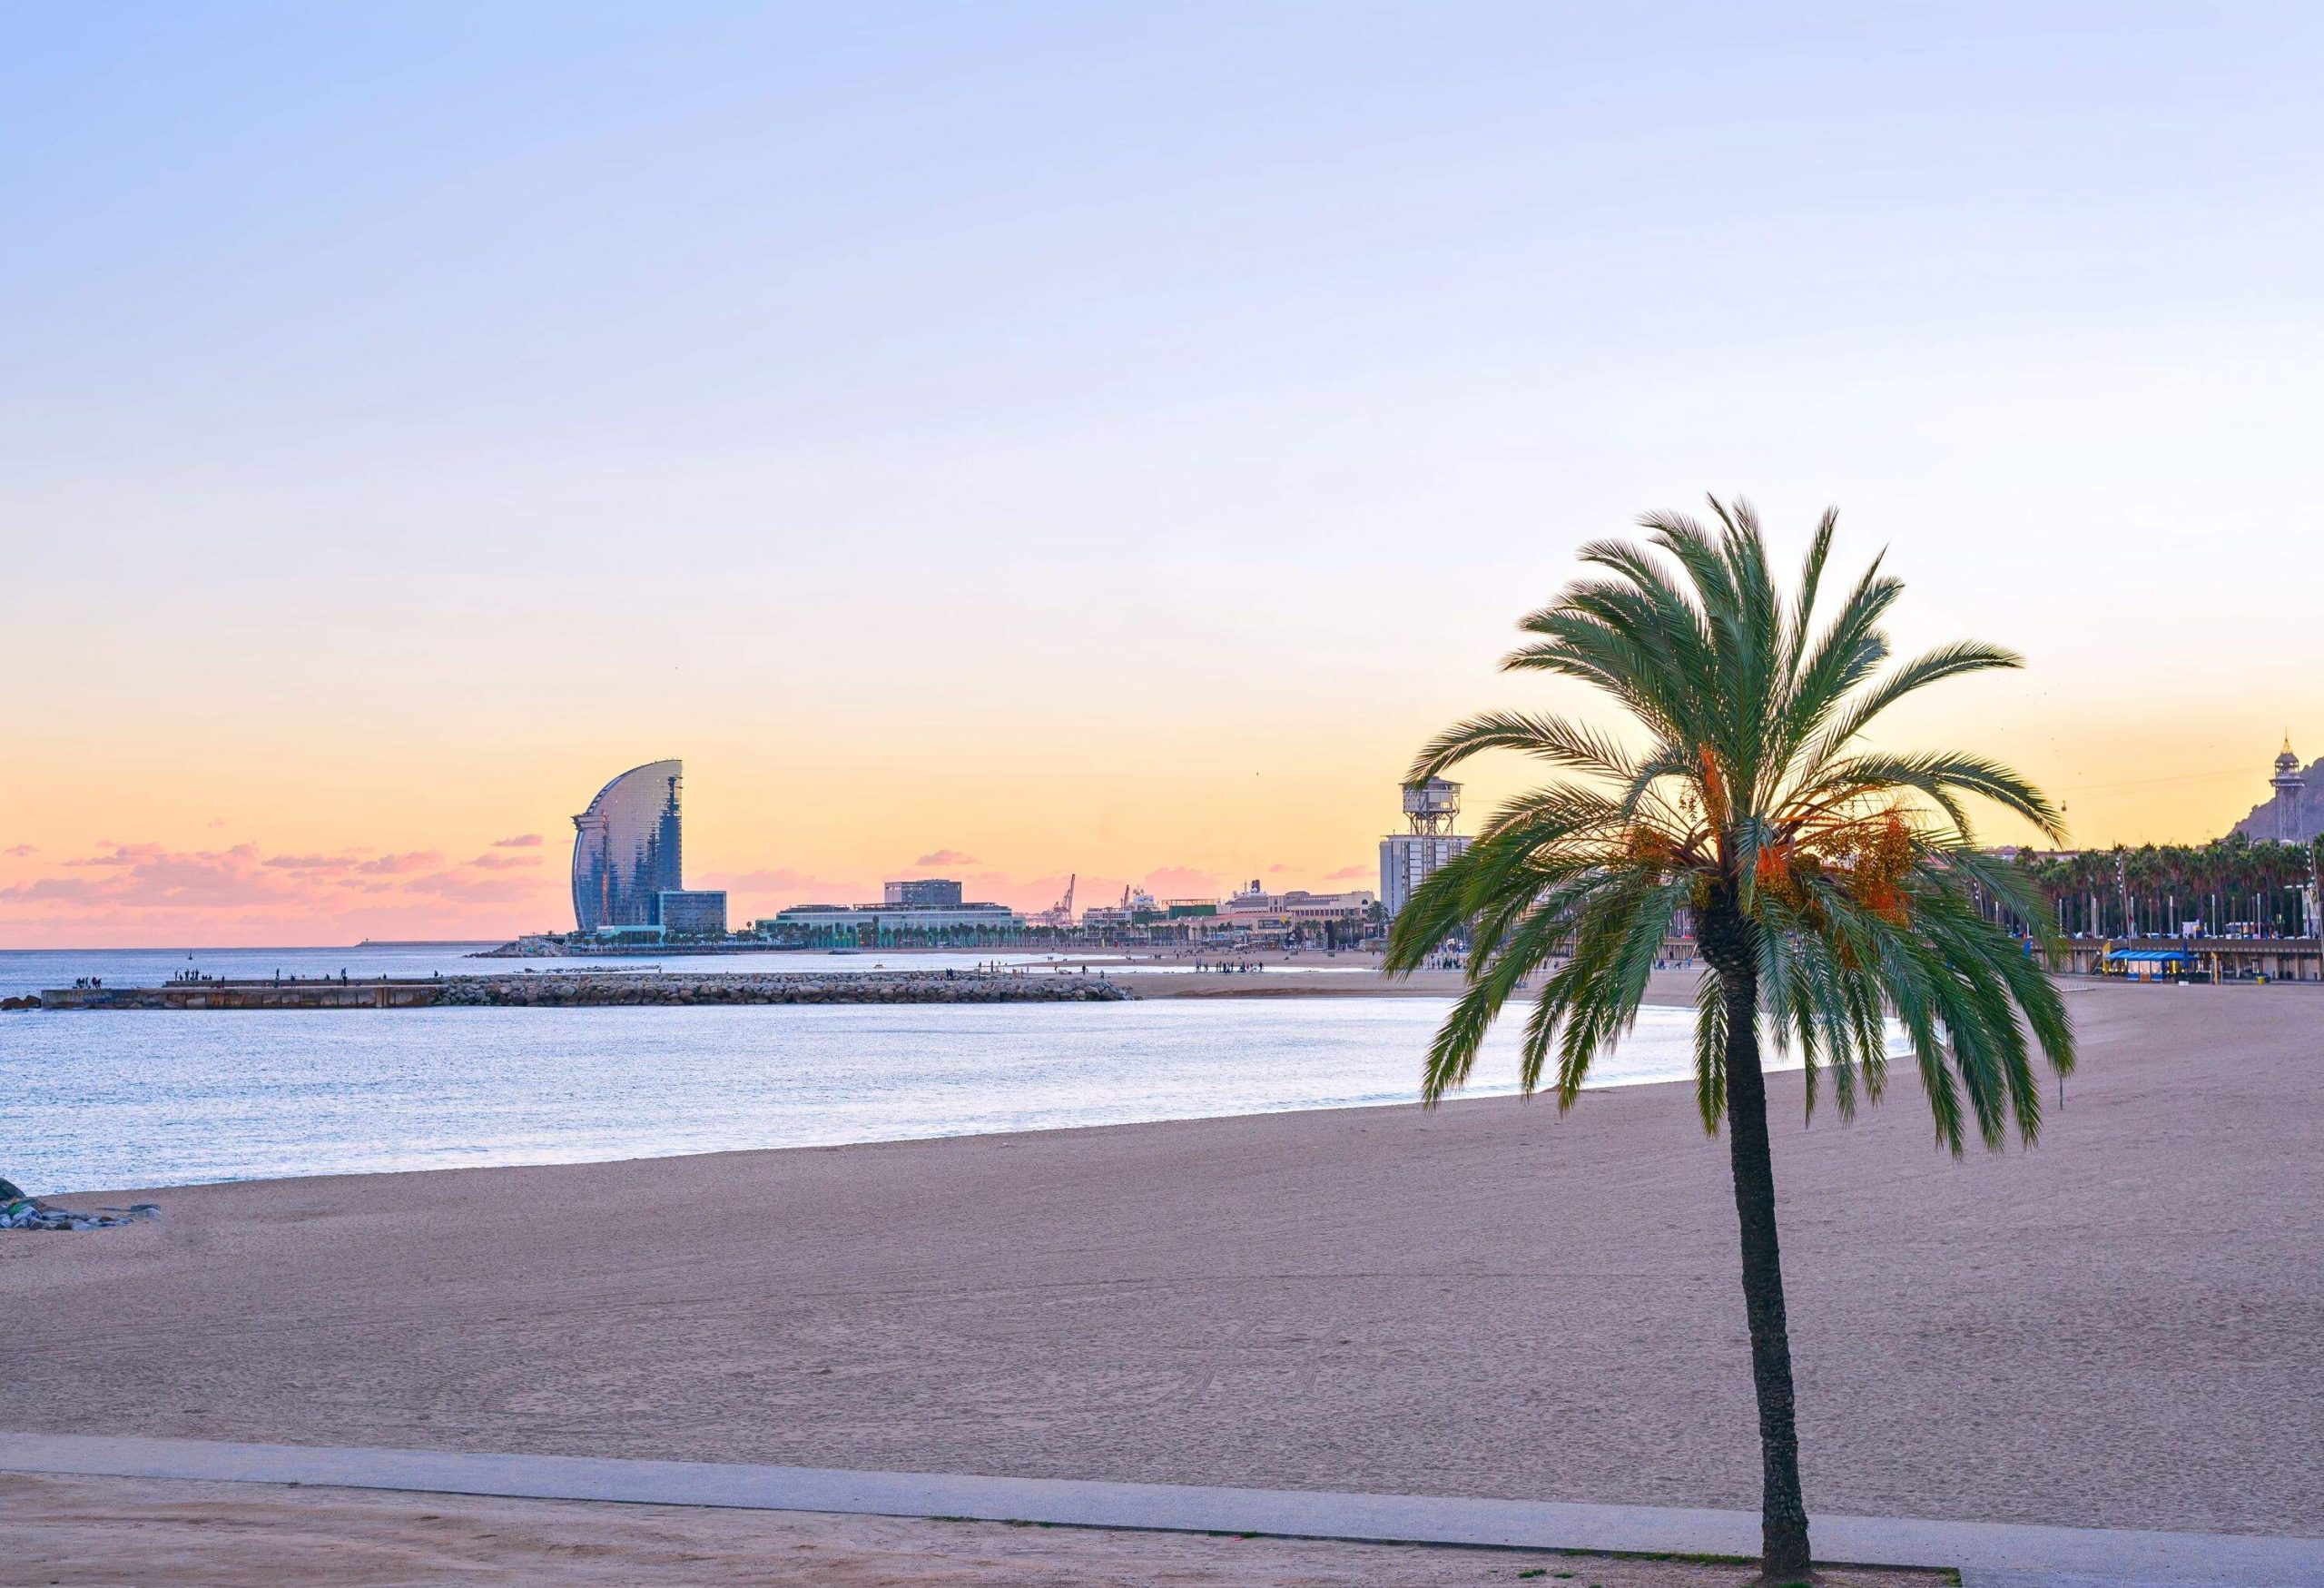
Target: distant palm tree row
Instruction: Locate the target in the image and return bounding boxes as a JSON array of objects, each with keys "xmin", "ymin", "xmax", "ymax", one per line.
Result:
[{"xmin": 1972, "ymin": 836, "xmax": 2322, "ymax": 938}]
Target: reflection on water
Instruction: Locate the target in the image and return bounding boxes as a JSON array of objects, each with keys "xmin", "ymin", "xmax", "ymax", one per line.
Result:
[{"xmin": 1, "ymin": 999, "xmax": 1783, "ymax": 1194}]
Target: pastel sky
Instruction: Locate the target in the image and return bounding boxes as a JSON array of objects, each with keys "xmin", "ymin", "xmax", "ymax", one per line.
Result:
[{"xmin": 5, "ymin": 5, "xmax": 2319, "ymax": 946}]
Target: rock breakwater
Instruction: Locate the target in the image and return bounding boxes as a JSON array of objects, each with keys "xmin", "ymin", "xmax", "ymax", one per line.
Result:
[
  {"xmin": 38, "ymin": 972, "xmax": 1137, "ymax": 1010},
  {"xmin": 437, "ymin": 972, "xmax": 1135, "ymax": 1006}
]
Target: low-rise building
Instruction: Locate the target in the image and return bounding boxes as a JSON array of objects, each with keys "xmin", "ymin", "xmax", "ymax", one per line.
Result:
[
  {"xmin": 652, "ymin": 889, "xmax": 728, "ymax": 937},
  {"xmin": 755, "ymin": 900, "xmax": 1024, "ymax": 943},
  {"xmin": 1214, "ymin": 881, "xmax": 1378, "ymax": 929}
]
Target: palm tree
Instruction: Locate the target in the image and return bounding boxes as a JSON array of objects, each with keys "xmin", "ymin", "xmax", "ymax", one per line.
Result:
[{"xmin": 1385, "ymin": 500, "xmax": 2073, "ymax": 1584}]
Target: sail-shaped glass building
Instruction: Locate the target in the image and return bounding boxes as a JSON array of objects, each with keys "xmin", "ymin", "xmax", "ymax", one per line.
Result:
[{"xmin": 571, "ymin": 760, "xmax": 684, "ymax": 932}]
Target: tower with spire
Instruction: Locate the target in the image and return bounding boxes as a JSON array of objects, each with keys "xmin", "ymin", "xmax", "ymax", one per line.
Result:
[{"xmin": 2273, "ymin": 735, "xmax": 2307, "ymax": 844}]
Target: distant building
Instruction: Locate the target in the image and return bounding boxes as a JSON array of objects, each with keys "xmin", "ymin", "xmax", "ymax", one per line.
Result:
[
  {"xmin": 1213, "ymin": 881, "xmax": 1377, "ymax": 929},
  {"xmin": 758, "ymin": 900, "xmax": 1023, "ymax": 942},
  {"xmin": 1080, "ymin": 885, "xmax": 1160, "ymax": 930},
  {"xmin": 572, "ymin": 760, "xmax": 684, "ymax": 933},
  {"xmin": 2229, "ymin": 737, "xmax": 2323, "ymax": 845},
  {"xmin": 884, "ymin": 878, "xmax": 964, "ymax": 909},
  {"xmin": 1380, "ymin": 777, "xmax": 1472, "ymax": 918},
  {"xmin": 653, "ymin": 889, "xmax": 728, "ymax": 937}
]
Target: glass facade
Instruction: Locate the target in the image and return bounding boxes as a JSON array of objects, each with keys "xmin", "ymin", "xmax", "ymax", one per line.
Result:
[
  {"xmin": 571, "ymin": 760, "xmax": 684, "ymax": 933},
  {"xmin": 652, "ymin": 889, "xmax": 727, "ymax": 937}
]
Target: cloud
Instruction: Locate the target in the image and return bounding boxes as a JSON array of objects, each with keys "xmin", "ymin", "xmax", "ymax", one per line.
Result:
[
  {"xmin": 0, "ymin": 837, "xmax": 557, "ymax": 945},
  {"xmin": 260, "ymin": 849, "xmax": 441, "ymax": 876},
  {"xmin": 0, "ymin": 875, "xmax": 109, "ymax": 902},
  {"xmin": 913, "ymin": 848, "xmax": 978, "ymax": 867},
  {"xmin": 1324, "ymin": 864, "xmax": 1373, "ymax": 882},
  {"xmin": 468, "ymin": 851, "xmax": 542, "ymax": 870},
  {"xmin": 1268, "ymin": 863, "xmax": 1291, "ymax": 873},
  {"xmin": 403, "ymin": 872, "xmax": 537, "ymax": 903},
  {"xmin": 264, "ymin": 853, "xmax": 360, "ymax": 873},
  {"xmin": 361, "ymin": 851, "xmax": 442, "ymax": 875},
  {"xmin": 64, "ymin": 843, "xmax": 156, "ymax": 868},
  {"xmin": 3, "ymin": 843, "xmax": 34, "ymax": 858},
  {"xmin": 492, "ymin": 833, "xmax": 544, "ymax": 848},
  {"xmin": 207, "ymin": 817, "xmax": 228, "ymax": 828},
  {"xmin": 699, "ymin": 867, "xmax": 850, "ymax": 898},
  {"xmin": 35, "ymin": 843, "xmax": 283, "ymax": 908},
  {"xmin": 1143, "ymin": 865, "xmax": 1223, "ymax": 899}
]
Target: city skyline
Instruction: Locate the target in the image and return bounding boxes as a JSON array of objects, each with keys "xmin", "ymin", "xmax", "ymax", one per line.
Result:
[
  {"xmin": 5, "ymin": 6, "xmax": 2320, "ymax": 945},
  {"xmin": 2, "ymin": 735, "xmax": 2315, "ymax": 947}
]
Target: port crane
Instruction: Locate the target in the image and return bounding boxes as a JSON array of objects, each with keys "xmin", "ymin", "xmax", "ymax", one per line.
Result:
[{"xmin": 1040, "ymin": 873, "xmax": 1076, "ymax": 929}]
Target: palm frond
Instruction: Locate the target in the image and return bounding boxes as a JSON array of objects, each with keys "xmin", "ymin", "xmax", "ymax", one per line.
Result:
[{"xmin": 1402, "ymin": 500, "xmax": 2073, "ymax": 1161}]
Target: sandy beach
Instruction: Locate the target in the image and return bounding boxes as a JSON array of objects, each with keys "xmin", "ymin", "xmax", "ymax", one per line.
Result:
[{"xmin": 4, "ymin": 979, "xmax": 2318, "ymax": 1573}]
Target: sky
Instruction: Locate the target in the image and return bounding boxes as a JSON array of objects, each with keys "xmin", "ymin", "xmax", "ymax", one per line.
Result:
[{"xmin": 3, "ymin": 4, "xmax": 2320, "ymax": 946}]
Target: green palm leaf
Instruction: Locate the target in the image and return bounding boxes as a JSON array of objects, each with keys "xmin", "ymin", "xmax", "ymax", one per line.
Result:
[{"xmin": 1384, "ymin": 498, "xmax": 2073, "ymax": 1583}]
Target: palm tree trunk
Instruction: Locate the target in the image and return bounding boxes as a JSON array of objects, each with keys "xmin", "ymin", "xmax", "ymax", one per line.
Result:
[{"xmin": 1720, "ymin": 962, "xmax": 1814, "ymax": 1581}]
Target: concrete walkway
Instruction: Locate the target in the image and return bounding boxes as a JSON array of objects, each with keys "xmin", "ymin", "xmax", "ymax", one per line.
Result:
[{"xmin": 4, "ymin": 1434, "xmax": 2316, "ymax": 1586}]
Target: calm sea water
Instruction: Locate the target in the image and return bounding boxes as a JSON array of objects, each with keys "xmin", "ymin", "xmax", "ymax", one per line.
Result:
[
  {"xmin": 0, "ymin": 997, "xmax": 1762, "ymax": 1195},
  {"xmin": 0, "ymin": 945, "xmax": 1374, "ymax": 1001}
]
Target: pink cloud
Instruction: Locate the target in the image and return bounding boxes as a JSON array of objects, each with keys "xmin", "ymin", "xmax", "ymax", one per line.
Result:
[
  {"xmin": 36, "ymin": 843, "xmax": 283, "ymax": 909},
  {"xmin": 0, "ymin": 838, "xmax": 556, "ymax": 948},
  {"xmin": 64, "ymin": 843, "xmax": 161, "ymax": 868},
  {"xmin": 698, "ymin": 867, "xmax": 852, "ymax": 899},
  {"xmin": 468, "ymin": 851, "xmax": 543, "ymax": 870},
  {"xmin": 403, "ymin": 872, "xmax": 538, "ymax": 903},
  {"xmin": 913, "ymin": 848, "xmax": 979, "ymax": 867},
  {"xmin": 0, "ymin": 875, "xmax": 110, "ymax": 902},
  {"xmin": 264, "ymin": 853, "xmax": 360, "ymax": 873},
  {"xmin": 261, "ymin": 849, "xmax": 441, "ymax": 876},
  {"xmin": 493, "ymin": 833, "xmax": 544, "ymax": 848},
  {"xmin": 359, "ymin": 851, "xmax": 442, "ymax": 875},
  {"xmin": 1324, "ymin": 864, "xmax": 1373, "ymax": 882},
  {"xmin": 3, "ymin": 843, "xmax": 34, "ymax": 858},
  {"xmin": 1143, "ymin": 866, "xmax": 1223, "ymax": 899}
]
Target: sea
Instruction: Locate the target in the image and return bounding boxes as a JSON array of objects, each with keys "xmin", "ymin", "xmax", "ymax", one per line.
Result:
[{"xmin": 2, "ymin": 946, "xmax": 1785, "ymax": 1196}]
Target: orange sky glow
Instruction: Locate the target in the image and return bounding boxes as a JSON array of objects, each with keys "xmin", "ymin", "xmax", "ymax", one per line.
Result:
[{"xmin": 6, "ymin": 11, "xmax": 2318, "ymax": 946}]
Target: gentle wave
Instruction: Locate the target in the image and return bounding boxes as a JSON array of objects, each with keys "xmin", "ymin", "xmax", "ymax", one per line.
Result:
[{"xmin": 0, "ymin": 998, "xmax": 1777, "ymax": 1194}]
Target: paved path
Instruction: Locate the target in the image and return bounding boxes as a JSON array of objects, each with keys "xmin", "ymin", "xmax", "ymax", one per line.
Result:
[{"xmin": 5, "ymin": 1434, "xmax": 2316, "ymax": 1587}]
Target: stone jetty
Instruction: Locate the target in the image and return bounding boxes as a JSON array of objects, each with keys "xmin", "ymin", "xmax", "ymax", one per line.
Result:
[
  {"xmin": 34, "ymin": 972, "xmax": 1136, "ymax": 1011},
  {"xmin": 435, "ymin": 972, "xmax": 1134, "ymax": 1007}
]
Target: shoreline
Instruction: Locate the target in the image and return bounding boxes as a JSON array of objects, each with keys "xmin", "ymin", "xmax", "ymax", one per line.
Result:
[{"xmin": 5, "ymin": 980, "xmax": 2318, "ymax": 1539}]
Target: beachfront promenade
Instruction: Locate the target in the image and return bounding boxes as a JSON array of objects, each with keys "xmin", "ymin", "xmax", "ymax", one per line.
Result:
[
  {"xmin": 5, "ymin": 979, "xmax": 2318, "ymax": 1581},
  {"xmin": 8, "ymin": 1433, "xmax": 2316, "ymax": 1585}
]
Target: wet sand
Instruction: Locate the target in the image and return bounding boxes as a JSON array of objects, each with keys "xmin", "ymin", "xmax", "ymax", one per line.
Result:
[
  {"xmin": 0, "ymin": 1472, "xmax": 1947, "ymax": 1587},
  {"xmin": 4, "ymin": 981, "xmax": 2317, "ymax": 1547}
]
